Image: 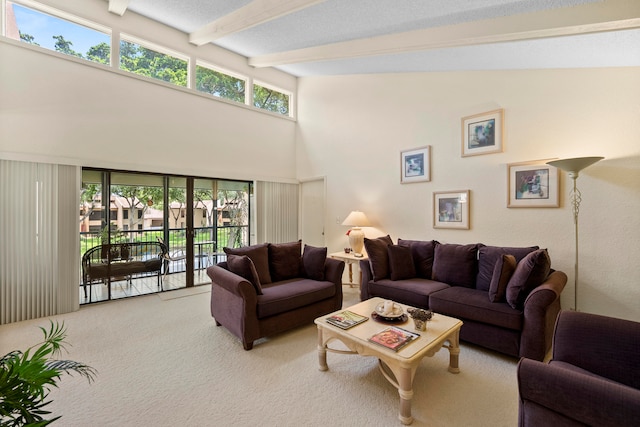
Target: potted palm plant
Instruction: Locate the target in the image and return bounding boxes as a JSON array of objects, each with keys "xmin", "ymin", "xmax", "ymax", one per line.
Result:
[{"xmin": 0, "ymin": 321, "xmax": 96, "ymax": 426}]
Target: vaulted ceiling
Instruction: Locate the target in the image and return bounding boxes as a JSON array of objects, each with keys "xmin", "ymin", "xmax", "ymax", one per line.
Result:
[{"xmin": 106, "ymin": 0, "xmax": 640, "ymax": 77}]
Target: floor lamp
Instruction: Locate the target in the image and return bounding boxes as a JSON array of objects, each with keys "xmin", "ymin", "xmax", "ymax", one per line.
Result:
[{"xmin": 546, "ymin": 156, "xmax": 604, "ymax": 311}]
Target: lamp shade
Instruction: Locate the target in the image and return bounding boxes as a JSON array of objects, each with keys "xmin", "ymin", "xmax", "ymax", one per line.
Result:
[
  {"xmin": 547, "ymin": 157, "xmax": 604, "ymax": 175},
  {"xmin": 341, "ymin": 211, "xmax": 371, "ymax": 227}
]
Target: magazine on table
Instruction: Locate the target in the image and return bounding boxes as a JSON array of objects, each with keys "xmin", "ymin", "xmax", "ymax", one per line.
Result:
[
  {"xmin": 369, "ymin": 326, "xmax": 420, "ymax": 351},
  {"xmin": 326, "ymin": 310, "xmax": 368, "ymax": 329}
]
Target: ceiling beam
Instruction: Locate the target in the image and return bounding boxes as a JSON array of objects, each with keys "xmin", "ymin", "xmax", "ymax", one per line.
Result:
[
  {"xmin": 249, "ymin": 0, "xmax": 640, "ymax": 67},
  {"xmin": 190, "ymin": 0, "xmax": 326, "ymax": 46},
  {"xmin": 108, "ymin": 0, "xmax": 129, "ymax": 16}
]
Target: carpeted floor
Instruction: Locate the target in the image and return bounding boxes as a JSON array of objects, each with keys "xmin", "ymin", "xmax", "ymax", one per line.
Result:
[{"xmin": 0, "ymin": 286, "xmax": 519, "ymax": 426}]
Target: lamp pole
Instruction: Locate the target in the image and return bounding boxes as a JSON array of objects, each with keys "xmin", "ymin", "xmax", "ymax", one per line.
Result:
[
  {"xmin": 567, "ymin": 171, "xmax": 581, "ymax": 311},
  {"xmin": 546, "ymin": 156, "xmax": 603, "ymax": 311}
]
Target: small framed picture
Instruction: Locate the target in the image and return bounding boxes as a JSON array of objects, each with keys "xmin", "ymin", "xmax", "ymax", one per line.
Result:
[
  {"xmin": 401, "ymin": 145, "xmax": 431, "ymax": 183},
  {"xmin": 507, "ymin": 160, "xmax": 559, "ymax": 208},
  {"xmin": 461, "ymin": 109, "xmax": 504, "ymax": 157},
  {"xmin": 433, "ymin": 190, "xmax": 470, "ymax": 229}
]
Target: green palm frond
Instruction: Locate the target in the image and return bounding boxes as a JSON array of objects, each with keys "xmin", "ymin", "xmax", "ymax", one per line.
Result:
[{"xmin": 0, "ymin": 321, "xmax": 96, "ymax": 426}]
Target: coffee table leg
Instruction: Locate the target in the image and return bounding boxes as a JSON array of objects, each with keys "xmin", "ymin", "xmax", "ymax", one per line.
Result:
[
  {"xmin": 397, "ymin": 368, "xmax": 414, "ymax": 425},
  {"xmin": 317, "ymin": 327, "xmax": 328, "ymax": 371},
  {"xmin": 447, "ymin": 329, "xmax": 461, "ymax": 374}
]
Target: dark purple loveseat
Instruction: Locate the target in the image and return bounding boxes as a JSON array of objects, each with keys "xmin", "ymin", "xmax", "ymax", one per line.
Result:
[
  {"xmin": 207, "ymin": 241, "xmax": 344, "ymax": 350},
  {"xmin": 517, "ymin": 310, "xmax": 640, "ymax": 426},
  {"xmin": 360, "ymin": 237, "xmax": 567, "ymax": 361}
]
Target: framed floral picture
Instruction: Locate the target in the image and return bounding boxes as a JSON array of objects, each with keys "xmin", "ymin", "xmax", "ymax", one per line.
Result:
[
  {"xmin": 461, "ymin": 109, "xmax": 504, "ymax": 157},
  {"xmin": 507, "ymin": 159, "xmax": 559, "ymax": 208},
  {"xmin": 433, "ymin": 190, "xmax": 470, "ymax": 229},
  {"xmin": 401, "ymin": 145, "xmax": 431, "ymax": 183}
]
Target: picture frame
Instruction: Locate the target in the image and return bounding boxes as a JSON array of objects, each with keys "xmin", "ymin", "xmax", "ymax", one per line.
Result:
[
  {"xmin": 461, "ymin": 109, "xmax": 504, "ymax": 157},
  {"xmin": 433, "ymin": 190, "xmax": 470, "ymax": 229},
  {"xmin": 507, "ymin": 159, "xmax": 559, "ymax": 208},
  {"xmin": 400, "ymin": 145, "xmax": 431, "ymax": 183}
]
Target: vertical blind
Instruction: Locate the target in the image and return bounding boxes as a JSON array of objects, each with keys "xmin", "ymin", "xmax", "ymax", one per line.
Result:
[
  {"xmin": 0, "ymin": 160, "xmax": 79, "ymax": 324},
  {"xmin": 255, "ymin": 181, "xmax": 299, "ymax": 244}
]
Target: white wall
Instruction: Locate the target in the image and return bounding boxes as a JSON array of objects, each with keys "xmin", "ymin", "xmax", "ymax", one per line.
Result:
[
  {"xmin": 0, "ymin": 0, "xmax": 298, "ymax": 183},
  {"xmin": 297, "ymin": 68, "xmax": 640, "ymax": 322}
]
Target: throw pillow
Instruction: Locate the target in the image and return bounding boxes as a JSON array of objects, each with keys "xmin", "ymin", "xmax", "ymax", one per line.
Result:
[
  {"xmin": 302, "ymin": 244, "xmax": 327, "ymax": 281},
  {"xmin": 223, "ymin": 243, "xmax": 272, "ymax": 284},
  {"xmin": 363, "ymin": 235, "xmax": 393, "ymax": 281},
  {"xmin": 397, "ymin": 239, "xmax": 437, "ymax": 279},
  {"xmin": 476, "ymin": 245, "xmax": 540, "ymax": 291},
  {"xmin": 488, "ymin": 254, "xmax": 517, "ymax": 303},
  {"xmin": 387, "ymin": 245, "xmax": 416, "ymax": 280},
  {"xmin": 506, "ymin": 249, "xmax": 551, "ymax": 309},
  {"xmin": 268, "ymin": 240, "xmax": 302, "ymax": 282},
  {"xmin": 431, "ymin": 243, "xmax": 479, "ymax": 288},
  {"xmin": 226, "ymin": 254, "xmax": 263, "ymax": 295}
]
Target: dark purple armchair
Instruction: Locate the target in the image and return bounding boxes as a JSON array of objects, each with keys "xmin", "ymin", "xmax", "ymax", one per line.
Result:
[{"xmin": 517, "ymin": 310, "xmax": 640, "ymax": 426}]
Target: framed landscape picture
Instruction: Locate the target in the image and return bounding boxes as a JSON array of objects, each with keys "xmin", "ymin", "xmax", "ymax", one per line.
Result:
[
  {"xmin": 461, "ymin": 109, "xmax": 504, "ymax": 157},
  {"xmin": 401, "ymin": 145, "xmax": 431, "ymax": 183},
  {"xmin": 507, "ymin": 160, "xmax": 559, "ymax": 208},
  {"xmin": 433, "ymin": 190, "xmax": 470, "ymax": 229}
]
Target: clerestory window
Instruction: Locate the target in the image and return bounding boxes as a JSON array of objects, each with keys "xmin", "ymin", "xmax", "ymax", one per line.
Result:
[{"xmin": 6, "ymin": 0, "xmax": 111, "ymax": 65}]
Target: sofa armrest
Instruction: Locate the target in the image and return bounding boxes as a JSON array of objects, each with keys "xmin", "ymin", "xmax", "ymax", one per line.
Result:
[
  {"xmin": 552, "ymin": 311, "xmax": 640, "ymax": 389},
  {"xmin": 518, "ymin": 358, "xmax": 640, "ymax": 426},
  {"xmin": 206, "ymin": 265, "xmax": 257, "ymax": 300},
  {"xmin": 519, "ymin": 270, "xmax": 567, "ymax": 361},
  {"xmin": 359, "ymin": 259, "xmax": 373, "ymax": 301},
  {"xmin": 324, "ymin": 257, "xmax": 346, "ymax": 287}
]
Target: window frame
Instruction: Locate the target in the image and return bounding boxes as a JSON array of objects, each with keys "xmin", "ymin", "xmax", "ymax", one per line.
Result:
[
  {"xmin": 253, "ymin": 80, "xmax": 293, "ymax": 117},
  {"xmin": 195, "ymin": 60, "xmax": 248, "ymax": 105},
  {"xmin": 119, "ymin": 33, "xmax": 190, "ymax": 87},
  {"xmin": 6, "ymin": 0, "xmax": 112, "ymax": 65}
]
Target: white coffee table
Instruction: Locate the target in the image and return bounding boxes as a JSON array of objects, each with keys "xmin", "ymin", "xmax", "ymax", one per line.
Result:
[{"xmin": 314, "ymin": 297, "xmax": 462, "ymax": 425}]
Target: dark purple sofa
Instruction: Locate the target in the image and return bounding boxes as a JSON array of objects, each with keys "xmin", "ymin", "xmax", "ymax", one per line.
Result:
[
  {"xmin": 207, "ymin": 241, "xmax": 344, "ymax": 350},
  {"xmin": 359, "ymin": 237, "xmax": 567, "ymax": 361},
  {"xmin": 517, "ymin": 310, "xmax": 640, "ymax": 426}
]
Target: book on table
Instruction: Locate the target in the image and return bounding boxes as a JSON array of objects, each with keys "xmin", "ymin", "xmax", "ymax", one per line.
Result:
[
  {"xmin": 369, "ymin": 326, "xmax": 420, "ymax": 352},
  {"xmin": 326, "ymin": 310, "xmax": 368, "ymax": 329}
]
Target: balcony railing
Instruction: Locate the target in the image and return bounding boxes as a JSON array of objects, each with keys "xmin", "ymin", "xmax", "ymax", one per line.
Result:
[{"xmin": 79, "ymin": 225, "xmax": 249, "ymax": 276}]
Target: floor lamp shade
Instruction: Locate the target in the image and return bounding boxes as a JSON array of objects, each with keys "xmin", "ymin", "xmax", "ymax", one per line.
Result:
[
  {"xmin": 342, "ymin": 211, "xmax": 371, "ymax": 255},
  {"xmin": 546, "ymin": 156, "xmax": 603, "ymax": 311}
]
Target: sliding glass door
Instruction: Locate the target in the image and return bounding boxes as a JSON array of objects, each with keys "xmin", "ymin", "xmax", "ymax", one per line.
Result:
[{"xmin": 80, "ymin": 169, "xmax": 251, "ymax": 303}]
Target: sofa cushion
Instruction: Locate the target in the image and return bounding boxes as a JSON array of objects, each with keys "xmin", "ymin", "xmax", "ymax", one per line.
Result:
[
  {"xmin": 256, "ymin": 278, "xmax": 337, "ymax": 319},
  {"xmin": 269, "ymin": 240, "xmax": 302, "ymax": 282},
  {"xmin": 227, "ymin": 254, "xmax": 263, "ymax": 295},
  {"xmin": 476, "ymin": 245, "xmax": 540, "ymax": 291},
  {"xmin": 224, "ymin": 243, "xmax": 272, "ymax": 284},
  {"xmin": 368, "ymin": 278, "xmax": 449, "ymax": 309},
  {"xmin": 506, "ymin": 249, "xmax": 551, "ymax": 309},
  {"xmin": 432, "ymin": 243, "xmax": 478, "ymax": 288},
  {"xmin": 489, "ymin": 254, "xmax": 517, "ymax": 303},
  {"xmin": 364, "ymin": 235, "xmax": 394, "ymax": 281},
  {"xmin": 397, "ymin": 239, "xmax": 436, "ymax": 279},
  {"xmin": 388, "ymin": 245, "xmax": 416, "ymax": 280},
  {"xmin": 302, "ymin": 244, "xmax": 326, "ymax": 281},
  {"xmin": 429, "ymin": 287, "xmax": 524, "ymax": 331}
]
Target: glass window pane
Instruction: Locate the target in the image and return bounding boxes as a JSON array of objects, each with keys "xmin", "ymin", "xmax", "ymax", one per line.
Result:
[
  {"xmin": 196, "ymin": 65, "xmax": 245, "ymax": 103},
  {"xmin": 120, "ymin": 40, "xmax": 187, "ymax": 87},
  {"xmin": 7, "ymin": 2, "xmax": 110, "ymax": 65},
  {"xmin": 253, "ymin": 83, "xmax": 290, "ymax": 116}
]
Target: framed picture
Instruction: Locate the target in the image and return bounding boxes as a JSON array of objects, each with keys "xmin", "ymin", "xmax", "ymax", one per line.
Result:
[
  {"xmin": 401, "ymin": 145, "xmax": 431, "ymax": 183},
  {"xmin": 433, "ymin": 190, "xmax": 470, "ymax": 229},
  {"xmin": 507, "ymin": 159, "xmax": 559, "ymax": 208},
  {"xmin": 461, "ymin": 109, "xmax": 504, "ymax": 157}
]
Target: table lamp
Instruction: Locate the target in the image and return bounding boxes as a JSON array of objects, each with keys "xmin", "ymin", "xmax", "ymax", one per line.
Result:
[
  {"xmin": 546, "ymin": 156, "xmax": 604, "ymax": 311},
  {"xmin": 342, "ymin": 211, "xmax": 370, "ymax": 256}
]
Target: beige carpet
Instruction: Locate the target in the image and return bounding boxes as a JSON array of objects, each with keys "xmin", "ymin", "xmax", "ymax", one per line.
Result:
[{"xmin": 0, "ymin": 286, "xmax": 519, "ymax": 426}]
